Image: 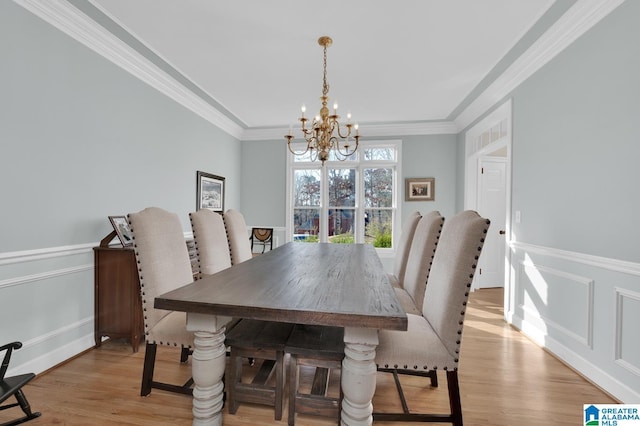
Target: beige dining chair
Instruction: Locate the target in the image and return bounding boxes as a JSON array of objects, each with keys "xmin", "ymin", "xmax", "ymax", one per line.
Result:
[
  {"xmin": 223, "ymin": 209, "xmax": 253, "ymax": 264},
  {"xmin": 388, "ymin": 210, "xmax": 421, "ymax": 288},
  {"xmin": 189, "ymin": 208, "xmax": 240, "ymax": 340},
  {"xmin": 374, "ymin": 210, "xmax": 490, "ymax": 425},
  {"xmin": 189, "ymin": 209, "xmax": 232, "ymax": 276},
  {"xmin": 394, "ymin": 211, "xmax": 444, "ymax": 316},
  {"xmin": 128, "ymin": 207, "xmax": 195, "ymax": 396}
]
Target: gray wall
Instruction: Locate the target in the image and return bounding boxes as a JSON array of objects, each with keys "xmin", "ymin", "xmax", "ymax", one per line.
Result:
[
  {"xmin": 400, "ymin": 134, "xmax": 458, "ymax": 220},
  {"xmin": 0, "ymin": 2, "xmax": 241, "ymax": 371},
  {"xmin": 239, "ymin": 134, "xmax": 460, "ymax": 230},
  {"xmin": 506, "ymin": 0, "xmax": 640, "ymax": 402},
  {"xmin": 240, "ymin": 139, "xmax": 288, "ymax": 227},
  {"xmin": 511, "ymin": 0, "xmax": 639, "ymax": 262}
]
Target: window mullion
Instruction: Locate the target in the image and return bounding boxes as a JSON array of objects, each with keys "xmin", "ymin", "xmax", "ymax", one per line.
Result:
[{"xmin": 320, "ymin": 167, "xmax": 328, "ymax": 243}]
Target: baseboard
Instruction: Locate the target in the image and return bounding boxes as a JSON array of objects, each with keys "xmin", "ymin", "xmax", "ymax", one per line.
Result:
[
  {"xmin": 510, "ymin": 313, "xmax": 639, "ymax": 403},
  {"xmin": 7, "ymin": 326, "xmax": 95, "ymax": 377}
]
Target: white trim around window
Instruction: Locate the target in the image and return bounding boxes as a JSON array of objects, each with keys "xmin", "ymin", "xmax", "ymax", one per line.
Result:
[{"xmin": 286, "ymin": 139, "xmax": 402, "ymax": 255}]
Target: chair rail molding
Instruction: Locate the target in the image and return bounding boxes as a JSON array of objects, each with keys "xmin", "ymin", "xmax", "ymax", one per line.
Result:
[
  {"xmin": 0, "ymin": 264, "xmax": 93, "ymax": 290},
  {"xmin": 0, "ymin": 243, "xmax": 95, "ymax": 266},
  {"xmin": 510, "ymin": 241, "xmax": 640, "ymax": 276}
]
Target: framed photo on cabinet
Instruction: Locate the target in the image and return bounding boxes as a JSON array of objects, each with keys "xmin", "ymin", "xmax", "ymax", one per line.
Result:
[{"xmin": 108, "ymin": 215, "xmax": 133, "ymax": 246}]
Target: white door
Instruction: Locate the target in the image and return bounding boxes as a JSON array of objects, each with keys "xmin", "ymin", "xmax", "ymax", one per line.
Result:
[{"xmin": 475, "ymin": 157, "xmax": 507, "ymax": 289}]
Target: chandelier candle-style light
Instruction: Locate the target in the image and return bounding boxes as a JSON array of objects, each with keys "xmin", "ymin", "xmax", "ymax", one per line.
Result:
[{"xmin": 285, "ymin": 36, "xmax": 360, "ymax": 165}]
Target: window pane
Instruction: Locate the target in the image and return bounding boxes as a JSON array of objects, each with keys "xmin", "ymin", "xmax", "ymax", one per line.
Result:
[
  {"xmin": 293, "ymin": 208, "xmax": 319, "ymax": 242},
  {"xmin": 294, "ymin": 169, "xmax": 321, "ymax": 207},
  {"xmin": 364, "ymin": 147, "xmax": 395, "ymax": 161},
  {"xmin": 328, "ymin": 168, "xmax": 356, "ymax": 207},
  {"xmin": 364, "ymin": 168, "xmax": 393, "ymax": 208},
  {"xmin": 290, "ymin": 143, "xmax": 314, "ymax": 162},
  {"xmin": 365, "ymin": 209, "xmax": 393, "ymax": 248},
  {"xmin": 328, "ymin": 209, "xmax": 355, "ymax": 244},
  {"xmin": 329, "ymin": 145, "xmax": 358, "ymax": 161}
]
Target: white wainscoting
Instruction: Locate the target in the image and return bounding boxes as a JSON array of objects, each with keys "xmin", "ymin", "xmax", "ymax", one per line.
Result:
[
  {"xmin": 614, "ymin": 287, "xmax": 640, "ymax": 377},
  {"xmin": 508, "ymin": 241, "xmax": 640, "ymax": 403},
  {"xmin": 1, "ymin": 243, "xmax": 98, "ymax": 376}
]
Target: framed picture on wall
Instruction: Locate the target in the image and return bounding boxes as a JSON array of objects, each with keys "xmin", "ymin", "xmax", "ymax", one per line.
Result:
[
  {"xmin": 405, "ymin": 177, "xmax": 435, "ymax": 201},
  {"xmin": 197, "ymin": 171, "xmax": 225, "ymax": 212},
  {"xmin": 108, "ymin": 215, "xmax": 133, "ymax": 246}
]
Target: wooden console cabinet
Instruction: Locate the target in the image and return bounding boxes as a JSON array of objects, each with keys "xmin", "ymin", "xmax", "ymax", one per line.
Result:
[
  {"xmin": 93, "ymin": 246, "xmax": 143, "ymax": 352},
  {"xmin": 94, "ymin": 238, "xmax": 198, "ymax": 352}
]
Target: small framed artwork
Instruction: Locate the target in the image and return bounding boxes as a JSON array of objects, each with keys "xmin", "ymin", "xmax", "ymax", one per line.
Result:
[
  {"xmin": 405, "ymin": 177, "xmax": 435, "ymax": 201},
  {"xmin": 108, "ymin": 215, "xmax": 133, "ymax": 246},
  {"xmin": 197, "ymin": 171, "xmax": 225, "ymax": 212}
]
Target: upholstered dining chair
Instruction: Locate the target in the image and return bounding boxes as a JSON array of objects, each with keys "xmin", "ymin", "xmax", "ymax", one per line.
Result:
[
  {"xmin": 189, "ymin": 209, "xmax": 232, "ymax": 277},
  {"xmin": 189, "ymin": 208, "xmax": 240, "ymax": 351},
  {"xmin": 0, "ymin": 341, "xmax": 41, "ymax": 425},
  {"xmin": 388, "ymin": 211, "xmax": 421, "ymax": 288},
  {"xmin": 374, "ymin": 210, "xmax": 490, "ymax": 425},
  {"xmin": 250, "ymin": 227, "xmax": 274, "ymax": 254},
  {"xmin": 223, "ymin": 209, "xmax": 253, "ymax": 265},
  {"xmin": 128, "ymin": 207, "xmax": 195, "ymax": 396},
  {"xmin": 393, "ymin": 211, "xmax": 444, "ymax": 316}
]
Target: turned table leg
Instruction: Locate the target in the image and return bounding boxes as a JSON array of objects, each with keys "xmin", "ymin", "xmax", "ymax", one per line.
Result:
[
  {"xmin": 341, "ymin": 327, "xmax": 378, "ymax": 426},
  {"xmin": 186, "ymin": 313, "xmax": 230, "ymax": 426}
]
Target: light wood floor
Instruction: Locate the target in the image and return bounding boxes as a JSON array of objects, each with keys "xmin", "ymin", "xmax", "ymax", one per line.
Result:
[{"xmin": 2, "ymin": 288, "xmax": 616, "ymax": 425}]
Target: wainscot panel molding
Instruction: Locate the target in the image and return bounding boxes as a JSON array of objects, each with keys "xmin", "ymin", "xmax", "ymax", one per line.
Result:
[
  {"xmin": 509, "ymin": 240, "xmax": 640, "ymax": 403},
  {"xmin": 614, "ymin": 287, "xmax": 640, "ymax": 377},
  {"xmin": 12, "ymin": 0, "xmax": 243, "ymax": 139},
  {"xmin": 1, "ymin": 241, "xmax": 99, "ymax": 376},
  {"xmin": 518, "ymin": 260, "xmax": 594, "ymax": 349}
]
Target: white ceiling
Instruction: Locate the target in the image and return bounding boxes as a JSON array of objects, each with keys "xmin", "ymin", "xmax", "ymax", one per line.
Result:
[{"xmin": 84, "ymin": 0, "xmax": 561, "ymax": 131}]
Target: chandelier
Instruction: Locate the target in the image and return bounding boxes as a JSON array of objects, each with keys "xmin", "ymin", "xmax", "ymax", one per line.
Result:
[{"xmin": 285, "ymin": 36, "xmax": 360, "ymax": 165}]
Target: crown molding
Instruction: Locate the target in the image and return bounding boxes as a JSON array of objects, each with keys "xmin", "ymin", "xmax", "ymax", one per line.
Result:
[
  {"xmin": 13, "ymin": 0, "xmax": 244, "ymax": 140},
  {"xmin": 15, "ymin": 0, "xmax": 625, "ymax": 140},
  {"xmin": 454, "ymin": 0, "xmax": 626, "ymax": 131},
  {"xmin": 241, "ymin": 120, "xmax": 459, "ymax": 141}
]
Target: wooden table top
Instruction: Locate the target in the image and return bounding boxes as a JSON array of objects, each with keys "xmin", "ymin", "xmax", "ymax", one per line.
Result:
[{"xmin": 155, "ymin": 242, "xmax": 407, "ymax": 331}]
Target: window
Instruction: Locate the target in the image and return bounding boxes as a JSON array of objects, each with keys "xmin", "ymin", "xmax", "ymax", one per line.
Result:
[{"xmin": 287, "ymin": 140, "xmax": 401, "ymax": 249}]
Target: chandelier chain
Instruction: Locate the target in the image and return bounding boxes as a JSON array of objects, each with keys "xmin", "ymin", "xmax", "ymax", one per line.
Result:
[{"xmin": 322, "ymin": 43, "xmax": 329, "ymax": 97}]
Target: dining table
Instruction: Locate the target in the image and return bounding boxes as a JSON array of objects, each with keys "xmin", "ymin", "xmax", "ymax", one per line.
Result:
[{"xmin": 155, "ymin": 242, "xmax": 407, "ymax": 425}]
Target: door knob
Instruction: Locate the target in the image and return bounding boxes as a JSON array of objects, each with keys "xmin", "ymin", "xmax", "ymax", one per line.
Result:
[{"xmin": 499, "ymin": 230, "xmax": 506, "ymax": 235}]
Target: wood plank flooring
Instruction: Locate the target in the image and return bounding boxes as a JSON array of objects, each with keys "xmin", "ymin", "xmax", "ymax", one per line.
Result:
[{"xmin": 1, "ymin": 288, "xmax": 616, "ymax": 425}]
